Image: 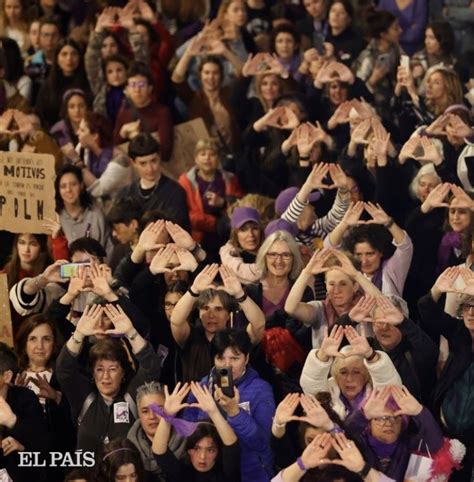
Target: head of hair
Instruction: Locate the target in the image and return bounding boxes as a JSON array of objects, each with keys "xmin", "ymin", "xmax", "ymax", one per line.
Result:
[
  {"xmin": 329, "ymin": 0, "xmax": 354, "ymax": 18},
  {"xmin": 39, "ymin": 14, "xmax": 61, "ymax": 32},
  {"xmin": 270, "ymin": 24, "xmax": 300, "ymax": 55},
  {"xmin": 69, "ymin": 237, "xmax": 107, "ymax": 261},
  {"xmin": 133, "ymin": 18, "xmax": 159, "ymax": 44},
  {"xmin": 210, "ymin": 328, "xmax": 252, "ymax": 359},
  {"xmin": 256, "ymin": 230, "xmax": 303, "ymax": 281},
  {"xmin": 64, "ymin": 468, "xmax": 91, "ymax": 482},
  {"xmin": 127, "ymin": 61, "xmax": 154, "ymax": 86},
  {"xmin": 102, "ymin": 53, "xmax": 128, "ymax": 79},
  {"xmin": 136, "ymin": 381, "xmax": 165, "ymax": 407},
  {"xmin": 426, "ymin": 67, "xmax": 464, "ymax": 115},
  {"xmin": 60, "ymin": 89, "xmax": 88, "ymax": 142},
  {"xmin": 330, "ymin": 346, "xmax": 370, "ymax": 385},
  {"xmin": 197, "ymin": 288, "xmax": 237, "ymax": 315},
  {"xmin": 107, "ymin": 199, "xmax": 143, "ymax": 226},
  {"xmin": 15, "ymin": 314, "xmax": 62, "ymax": 371},
  {"xmin": 409, "ymin": 163, "xmax": 441, "ymax": 200},
  {"xmin": 128, "ymin": 133, "xmax": 160, "ymax": 160},
  {"xmin": 4, "ymin": 233, "xmax": 52, "ymax": 288},
  {"xmin": 302, "ymin": 465, "xmax": 363, "ymax": 481},
  {"xmin": 0, "ymin": 0, "xmax": 26, "ymax": 25},
  {"xmin": 229, "ymin": 224, "xmax": 264, "ymax": 252},
  {"xmin": 0, "ymin": 342, "xmax": 18, "ymax": 377},
  {"xmin": 165, "ymin": 280, "xmax": 190, "ymax": 297},
  {"xmin": 138, "ymin": 208, "xmax": 179, "ymax": 233},
  {"xmin": 194, "ymin": 138, "xmax": 221, "ymax": 159},
  {"xmin": 95, "ymin": 438, "xmax": 145, "ymax": 482},
  {"xmin": 50, "ymin": 37, "xmax": 86, "ymax": 87},
  {"xmin": 198, "ymin": 55, "xmax": 224, "ymax": 80},
  {"xmin": 274, "ymin": 93, "xmax": 308, "ymax": 122},
  {"xmin": 428, "ymin": 21, "xmax": 455, "ymax": 56},
  {"xmin": 217, "ymin": 0, "xmax": 245, "ymax": 19},
  {"xmin": 88, "ymin": 338, "xmax": 134, "ymax": 388},
  {"xmin": 365, "ymin": 8, "xmax": 397, "ymax": 39},
  {"xmin": 54, "ymin": 164, "xmax": 92, "ymax": 212},
  {"xmin": 255, "ymin": 72, "xmax": 284, "ymax": 102},
  {"xmin": 182, "ymin": 422, "xmax": 223, "ymax": 465},
  {"xmin": 342, "ymin": 224, "xmax": 395, "ymax": 260},
  {"xmin": 0, "ymin": 36, "xmax": 24, "ymax": 83},
  {"xmin": 83, "ymin": 111, "xmax": 113, "ymax": 148}
]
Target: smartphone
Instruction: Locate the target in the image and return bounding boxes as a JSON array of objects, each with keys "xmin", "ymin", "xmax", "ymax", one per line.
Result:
[
  {"xmin": 400, "ymin": 54, "xmax": 410, "ymax": 71},
  {"xmin": 216, "ymin": 367, "xmax": 235, "ymax": 398},
  {"xmin": 377, "ymin": 53, "xmax": 391, "ymax": 70},
  {"xmin": 60, "ymin": 262, "xmax": 90, "ymax": 279}
]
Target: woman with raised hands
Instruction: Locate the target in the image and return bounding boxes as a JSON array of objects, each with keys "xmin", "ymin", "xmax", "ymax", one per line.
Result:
[
  {"xmin": 152, "ymin": 381, "xmax": 240, "ymax": 482},
  {"xmin": 169, "ymin": 263, "xmax": 265, "ymax": 382},
  {"xmin": 285, "ymin": 247, "xmax": 382, "ymax": 348},
  {"xmin": 55, "ymin": 303, "xmax": 161, "ymax": 453},
  {"xmin": 183, "ymin": 328, "xmax": 275, "ymax": 482},
  {"xmin": 325, "ymin": 202, "xmax": 413, "ymax": 297},
  {"xmin": 345, "ymin": 385, "xmax": 445, "ymax": 481},
  {"xmin": 299, "ymin": 324, "xmax": 401, "ymax": 419}
]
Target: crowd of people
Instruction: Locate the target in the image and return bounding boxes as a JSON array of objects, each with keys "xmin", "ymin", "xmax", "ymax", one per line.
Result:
[{"xmin": 0, "ymin": 0, "xmax": 474, "ymax": 481}]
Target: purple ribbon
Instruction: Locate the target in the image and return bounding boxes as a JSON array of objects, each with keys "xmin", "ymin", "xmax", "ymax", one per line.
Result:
[{"xmin": 149, "ymin": 403, "xmax": 198, "ymax": 437}]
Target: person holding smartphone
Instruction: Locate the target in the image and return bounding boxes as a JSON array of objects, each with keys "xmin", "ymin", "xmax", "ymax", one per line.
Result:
[{"xmin": 183, "ymin": 328, "xmax": 275, "ymax": 482}]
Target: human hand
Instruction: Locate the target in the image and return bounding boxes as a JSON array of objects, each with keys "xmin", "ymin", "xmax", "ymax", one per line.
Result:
[
  {"xmin": 364, "ymin": 202, "xmax": 391, "ymax": 225},
  {"xmin": 362, "ymin": 385, "xmax": 392, "ymax": 419},
  {"xmin": 206, "ymin": 191, "xmax": 225, "ymax": 208},
  {"xmin": 215, "ymin": 385, "xmax": 240, "ymax": 417},
  {"xmin": 447, "ymin": 114, "xmax": 473, "ymax": 139},
  {"xmin": 136, "ymin": 0, "xmax": 155, "ymax": 22},
  {"xmin": 42, "ymin": 214, "xmax": 62, "ymax": 239},
  {"xmin": 137, "ymin": 220, "xmax": 166, "ymax": 252},
  {"xmin": 29, "ymin": 374, "xmax": 60, "ymax": 402},
  {"xmin": 390, "ymin": 385, "xmax": 423, "ymax": 416},
  {"xmin": 149, "ymin": 244, "xmax": 175, "ymax": 274},
  {"xmin": 89, "ymin": 263, "xmax": 113, "ymax": 298},
  {"xmin": 95, "ymin": 6, "xmax": 119, "ymax": 32},
  {"xmin": 398, "ymin": 137, "xmax": 419, "ymax": 165},
  {"xmin": 434, "ymin": 266, "xmax": 459, "ymax": 293},
  {"xmin": 43, "ymin": 259, "xmax": 69, "ymax": 284},
  {"xmin": 421, "ymin": 182, "xmax": 450, "ymax": 213},
  {"xmin": 450, "ymin": 184, "xmax": 474, "ymax": 210},
  {"xmin": 163, "ymin": 382, "xmax": 194, "ymax": 417},
  {"xmin": 328, "ymin": 101, "xmax": 352, "ymax": 128},
  {"xmin": 219, "ymin": 265, "xmax": 244, "ymax": 298},
  {"xmin": 296, "ymin": 122, "xmax": 320, "ymax": 157},
  {"xmin": 344, "ymin": 325, "xmax": 372, "ymax": 358},
  {"xmin": 264, "ymin": 106, "xmax": 300, "ymax": 130},
  {"xmin": 374, "ymin": 296, "xmax": 404, "ymax": 324},
  {"xmin": 417, "ymin": 136, "xmax": 443, "ymax": 165},
  {"xmin": 191, "ymin": 264, "xmax": 219, "ymax": 293},
  {"xmin": 206, "ymin": 39, "xmax": 227, "ymax": 56},
  {"xmin": 103, "ymin": 303, "xmax": 134, "ymax": 336},
  {"xmin": 396, "ymin": 66, "xmax": 415, "ymax": 94},
  {"xmin": 328, "ymin": 163, "xmax": 348, "ymax": 190},
  {"xmin": 174, "ymin": 247, "xmax": 198, "ymax": 272},
  {"xmin": 449, "ymin": 267, "xmax": 474, "ymax": 296},
  {"xmin": 76, "ymin": 304, "xmax": 104, "ymax": 337},
  {"xmin": 273, "ymin": 392, "xmax": 300, "ymax": 426},
  {"xmin": 348, "ymin": 296, "xmax": 377, "ymax": 323},
  {"xmin": 300, "ymin": 432, "xmax": 333, "ymax": 469},
  {"xmin": 319, "ymin": 325, "xmax": 345, "ymax": 360},
  {"xmin": 187, "ymin": 33, "xmax": 210, "ymax": 56},
  {"xmin": 2, "ymin": 436, "xmax": 24, "ymax": 456},
  {"xmin": 303, "ymin": 248, "xmax": 333, "ymax": 275},
  {"xmin": 330, "ymin": 249, "xmax": 359, "ymax": 278},
  {"xmin": 426, "ymin": 114, "xmax": 450, "ymax": 136},
  {"xmin": 371, "ymin": 118, "xmax": 391, "ymax": 163},
  {"xmin": 317, "ymin": 61, "xmax": 355, "ymax": 85},
  {"xmin": 13, "ymin": 110, "xmax": 37, "ymax": 136},
  {"xmin": 369, "ymin": 63, "xmax": 389, "ymax": 88},
  {"xmin": 119, "ymin": 2, "xmax": 138, "ymax": 30},
  {"xmin": 67, "ymin": 265, "xmax": 89, "ymax": 297},
  {"xmin": 293, "ymin": 394, "xmax": 334, "ymax": 430},
  {"xmin": 304, "ymin": 163, "xmax": 335, "ymax": 190},
  {"xmin": 330, "ymin": 432, "xmax": 365, "ymax": 473},
  {"xmin": 341, "ymin": 201, "xmax": 365, "ymax": 227},
  {"xmin": 119, "ymin": 119, "xmax": 141, "ymax": 139},
  {"xmin": 351, "ymin": 117, "xmax": 372, "ymax": 145},
  {"xmin": 164, "ymin": 221, "xmax": 195, "ymax": 251},
  {"xmin": 14, "ymin": 372, "xmax": 28, "ymax": 388},
  {"xmin": 190, "ymin": 381, "xmax": 218, "ymax": 415}
]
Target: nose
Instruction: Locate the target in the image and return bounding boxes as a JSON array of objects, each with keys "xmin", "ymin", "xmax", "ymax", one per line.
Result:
[{"xmin": 199, "ymin": 451, "xmax": 206, "ymax": 461}]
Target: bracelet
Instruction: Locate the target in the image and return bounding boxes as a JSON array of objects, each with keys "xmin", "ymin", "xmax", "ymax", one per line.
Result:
[
  {"xmin": 357, "ymin": 461, "xmax": 371, "ymax": 478},
  {"xmin": 34, "ymin": 275, "xmax": 45, "ymax": 291},
  {"xmin": 338, "ymin": 188, "xmax": 349, "ymax": 194},
  {"xmin": 365, "ymin": 349, "xmax": 377, "ymax": 362},
  {"xmin": 235, "ymin": 292, "xmax": 248, "ymax": 303},
  {"xmin": 384, "ymin": 218, "xmax": 394, "ymax": 229},
  {"xmin": 126, "ymin": 330, "xmax": 139, "ymax": 341},
  {"xmin": 299, "ymin": 155, "xmax": 310, "ymax": 160},
  {"xmin": 190, "ymin": 243, "xmax": 201, "ymax": 257},
  {"xmin": 296, "ymin": 457, "xmax": 307, "ymax": 472},
  {"xmin": 70, "ymin": 332, "xmax": 83, "ymax": 345},
  {"xmin": 329, "ymin": 423, "xmax": 344, "ymax": 433},
  {"xmin": 188, "ymin": 287, "xmax": 199, "ymax": 297}
]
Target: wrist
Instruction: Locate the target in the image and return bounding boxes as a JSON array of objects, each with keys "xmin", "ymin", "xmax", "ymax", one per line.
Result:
[
  {"xmin": 226, "ymin": 407, "xmax": 240, "ymax": 417},
  {"xmin": 5, "ymin": 413, "xmax": 17, "ymax": 429},
  {"xmin": 365, "ymin": 349, "xmax": 377, "ymax": 362},
  {"xmin": 384, "ymin": 217, "xmax": 394, "ymax": 229},
  {"xmin": 296, "ymin": 457, "xmax": 308, "ymax": 472},
  {"xmin": 316, "ymin": 349, "xmax": 329, "ymax": 362},
  {"xmin": 103, "ymin": 291, "xmax": 118, "ymax": 302},
  {"xmin": 73, "ymin": 330, "xmax": 86, "ymax": 342},
  {"xmin": 189, "ymin": 286, "xmax": 200, "ymax": 297}
]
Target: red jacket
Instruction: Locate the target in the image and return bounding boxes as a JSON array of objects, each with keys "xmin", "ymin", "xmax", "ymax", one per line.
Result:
[{"xmin": 178, "ymin": 167, "xmax": 243, "ymax": 243}]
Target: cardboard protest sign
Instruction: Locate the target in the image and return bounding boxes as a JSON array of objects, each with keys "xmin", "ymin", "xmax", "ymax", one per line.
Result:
[
  {"xmin": 118, "ymin": 119, "xmax": 210, "ymax": 180},
  {"xmin": 0, "ymin": 152, "xmax": 56, "ymax": 234},
  {"xmin": 0, "ymin": 274, "xmax": 13, "ymax": 347},
  {"xmin": 164, "ymin": 118, "xmax": 209, "ymax": 180}
]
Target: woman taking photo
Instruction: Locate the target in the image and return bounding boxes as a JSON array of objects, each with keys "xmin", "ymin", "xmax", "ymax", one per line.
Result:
[
  {"xmin": 54, "ymin": 164, "xmax": 111, "ymax": 253},
  {"xmin": 152, "ymin": 381, "xmax": 240, "ymax": 482},
  {"xmin": 0, "ymin": 0, "xmax": 29, "ymax": 54},
  {"xmin": 35, "ymin": 38, "xmax": 91, "ymax": 128},
  {"xmin": 184, "ymin": 329, "xmax": 275, "ymax": 482},
  {"xmin": 219, "ymin": 207, "xmax": 264, "ymax": 285},
  {"xmin": 56, "ymin": 303, "xmax": 161, "ymax": 452}
]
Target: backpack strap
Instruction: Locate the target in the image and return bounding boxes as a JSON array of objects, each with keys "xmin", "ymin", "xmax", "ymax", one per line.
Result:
[{"xmin": 78, "ymin": 392, "xmax": 96, "ymax": 427}]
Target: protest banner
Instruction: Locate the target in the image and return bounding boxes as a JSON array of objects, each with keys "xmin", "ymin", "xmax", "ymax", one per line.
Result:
[
  {"xmin": 0, "ymin": 274, "xmax": 13, "ymax": 347},
  {"xmin": 0, "ymin": 151, "xmax": 56, "ymax": 234}
]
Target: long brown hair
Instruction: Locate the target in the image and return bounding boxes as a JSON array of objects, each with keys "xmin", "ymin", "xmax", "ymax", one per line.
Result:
[
  {"xmin": 426, "ymin": 68, "xmax": 464, "ymax": 116},
  {"xmin": 3, "ymin": 233, "xmax": 52, "ymax": 288}
]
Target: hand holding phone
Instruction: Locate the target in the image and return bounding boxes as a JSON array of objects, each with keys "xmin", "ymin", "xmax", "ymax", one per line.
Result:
[{"xmin": 216, "ymin": 367, "xmax": 235, "ymax": 398}]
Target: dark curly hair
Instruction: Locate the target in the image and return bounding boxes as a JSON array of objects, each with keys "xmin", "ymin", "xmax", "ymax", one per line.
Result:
[
  {"xmin": 342, "ymin": 224, "xmax": 395, "ymax": 260},
  {"xmin": 54, "ymin": 164, "xmax": 93, "ymax": 212}
]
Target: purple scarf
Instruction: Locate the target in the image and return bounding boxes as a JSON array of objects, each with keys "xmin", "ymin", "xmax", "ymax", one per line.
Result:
[
  {"xmin": 367, "ymin": 433, "xmax": 400, "ymax": 459},
  {"xmin": 149, "ymin": 404, "xmax": 198, "ymax": 437},
  {"xmin": 437, "ymin": 231, "xmax": 462, "ymax": 274},
  {"xmin": 340, "ymin": 385, "xmax": 368, "ymax": 415}
]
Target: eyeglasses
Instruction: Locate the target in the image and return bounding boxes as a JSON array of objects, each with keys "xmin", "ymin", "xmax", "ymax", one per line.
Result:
[
  {"xmin": 200, "ymin": 306, "xmax": 227, "ymax": 313},
  {"xmin": 372, "ymin": 415, "xmax": 401, "ymax": 426},
  {"xmin": 164, "ymin": 301, "xmax": 178, "ymax": 309},
  {"xmin": 94, "ymin": 366, "xmax": 120, "ymax": 378},
  {"xmin": 266, "ymin": 252, "xmax": 293, "ymax": 260},
  {"xmin": 190, "ymin": 445, "xmax": 217, "ymax": 455},
  {"xmin": 128, "ymin": 80, "xmax": 147, "ymax": 89},
  {"xmin": 462, "ymin": 303, "xmax": 474, "ymax": 312}
]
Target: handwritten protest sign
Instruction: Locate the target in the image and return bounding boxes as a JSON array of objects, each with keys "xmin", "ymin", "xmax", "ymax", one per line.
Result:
[
  {"xmin": 0, "ymin": 274, "xmax": 13, "ymax": 347},
  {"xmin": 0, "ymin": 152, "xmax": 56, "ymax": 234},
  {"xmin": 118, "ymin": 118, "xmax": 210, "ymax": 180}
]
